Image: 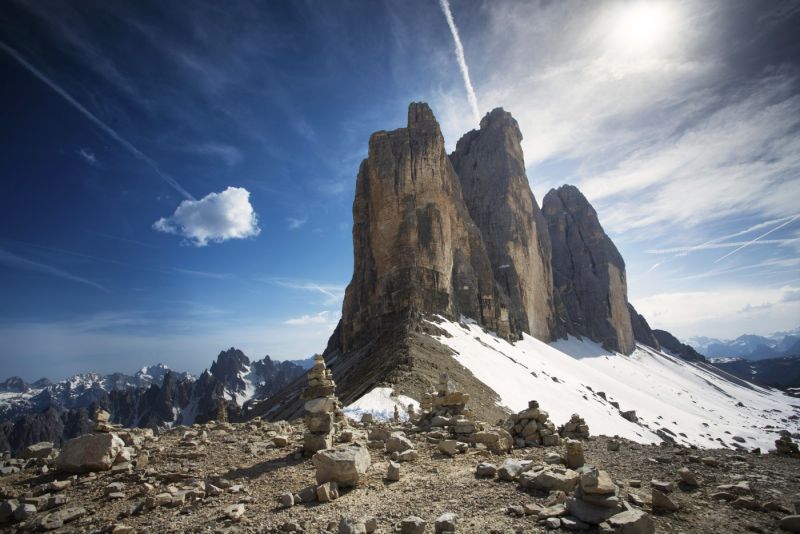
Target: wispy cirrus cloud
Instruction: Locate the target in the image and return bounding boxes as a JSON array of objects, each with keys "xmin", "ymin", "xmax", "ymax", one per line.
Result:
[
  {"xmin": 0, "ymin": 40, "xmax": 195, "ymax": 200},
  {"xmin": 284, "ymin": 310, "xmax": 340, "ymax": 326},
  {"xmin": 266, "ymin": 278, "xmax": 345, "ymax": 306},
  {"xmin": 77, "ymin": 148, "xmax": 97, "ymax": 166},
  {"xmin": 286, "ymin": 216, "xmax": 308, "ymax": 230},
  {"xmin": 0, "ymin": 247, "xmax": 107, "ymax": 291},
  {"xmin": 713, "ymin": 214, "xmax": 799, "ymax": 263}
]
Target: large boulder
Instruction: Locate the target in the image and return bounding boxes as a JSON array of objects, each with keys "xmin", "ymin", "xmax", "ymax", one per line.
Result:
[
  {"xmin": 604, "ymin": 509, "xmax": 655, "ymax": 534},
  {"xmin": 20, "ymin": 441, "xmax": 54, "ymax": 459},
  {"xmin": 565, "ymin": 497, "xmax": 621, "ymax": 525},
  {"xmin": 470, "ymin": 429, "xmax": 512, "ymax": 453},
  {"xmin": 520, "ymin": 466, "xmax": 580, "ymax": 492},
  {"xmin": 312, "ymin": 444, "xmax": 371, "ymax": 487},
  {"xmin": 386, "ymin": 433, "xmax": 414, "ymax": 454},
  {"xmin": 56, "ymin": 433, "xmax": 125, "ymax": 473}
]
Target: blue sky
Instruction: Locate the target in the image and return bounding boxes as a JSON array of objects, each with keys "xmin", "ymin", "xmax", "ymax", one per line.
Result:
[{"xmin": 0, "ymin": 0, "xmax": 798, "ymax": 380}]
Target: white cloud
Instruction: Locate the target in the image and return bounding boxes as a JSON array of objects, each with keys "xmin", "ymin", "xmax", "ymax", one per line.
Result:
[
  {"xmin": 632, "ymin": 285, "xmax": 800, "ymax": 339},
  {"xmin": 284, "ymin": 310, "xmax": 340, "ymax": 326},
  {"xmin": 428, "ymin": 1, "xmax": 800, "ymax": 242},
  {"xmin": 153, "ymin": 186, "xmax": 260, "ymax": 246}
]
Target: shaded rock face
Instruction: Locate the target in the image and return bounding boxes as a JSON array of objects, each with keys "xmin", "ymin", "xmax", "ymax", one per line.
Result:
[
  {"xmin": 451, "ymin": 108, "xmax": 557, "ymax": 342},
  {"xmin": 337, "ymin": 102, "xmax": 512, "ymax": 352},
  {"xmin": 653, "ymin": 330, "xmax": 706, "ymax": 362},
  {"xmin": 628, "ymin": 303, "xmax": 660, "ymax": 350},
  {"xmin": 542, "ymin": 185, "xmax": 635, "ymax": 354},
  {"xmin": 210, "ymin": 348, "xmax": 251, "ymax": 389}
]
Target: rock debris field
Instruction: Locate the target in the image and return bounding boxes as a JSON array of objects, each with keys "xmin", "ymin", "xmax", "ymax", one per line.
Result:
[{"xmin": 2, "ymin": 413, "xmax": 800, "ymax": 533}]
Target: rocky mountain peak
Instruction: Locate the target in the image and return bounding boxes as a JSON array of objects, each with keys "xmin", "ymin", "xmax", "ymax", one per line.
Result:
[
  {"xmin": 210, "ymin": 348, "xmax": 250, "ymax": 382},
  {"xmin": 452, "ymin": 107, "xmax": 557, "ymax": 341},
  {"xmin": 0, "ymin": 377, "xmax": 29, "ymax": 393},
  {"xmin": 336, "ymin": 102, "xmax": 512, "ymax": 354},
  {"xmin": 407, "ymin": 101, "xmax": 438, "ymax": 127},
  {"xmin": 542, "ymin": 184, "xmax": 635, "ymax": 354}
]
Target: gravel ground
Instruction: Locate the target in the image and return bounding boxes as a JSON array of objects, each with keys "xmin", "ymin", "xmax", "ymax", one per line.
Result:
[{"xmin": 1, "ymin": 419, "xmax": 799, "ymax": 533}]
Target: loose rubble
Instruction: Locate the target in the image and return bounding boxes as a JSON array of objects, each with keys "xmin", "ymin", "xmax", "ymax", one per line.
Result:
[{"xmin": 0, "ymin": 398, "xmax": 798, "ymax": 533}]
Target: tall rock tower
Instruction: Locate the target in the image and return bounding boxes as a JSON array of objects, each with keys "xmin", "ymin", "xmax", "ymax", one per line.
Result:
[
  {"xmin": 338, "ymin": 102, "xmax": 513, "ymax": 352},
  {"xmin": 451, "ymin": 108, "xmax": 557, "ymax": 342},
  {"xmin": 542, "ymin": 185, "xmax": 635, "ymax": 354}
]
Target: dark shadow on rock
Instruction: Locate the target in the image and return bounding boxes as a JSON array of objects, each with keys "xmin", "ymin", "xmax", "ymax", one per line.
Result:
[{"xmin": 221, "ymin": 451, "xmax": 305, "ymax": 480}]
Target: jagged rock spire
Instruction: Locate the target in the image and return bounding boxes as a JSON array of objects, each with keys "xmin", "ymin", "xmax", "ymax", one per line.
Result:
[
  {"xmin": 451, "ymin": 107, "xmax": 557, "ymax": 342},
  {"xmin": 336, "ymin": 102, "xmax": 513, "ymax": 352}
]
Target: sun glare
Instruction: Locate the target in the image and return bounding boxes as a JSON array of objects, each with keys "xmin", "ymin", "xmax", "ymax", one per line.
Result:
[{"xmin": 612, "ymin": 1, "xmax": 676, "ymax": 53}]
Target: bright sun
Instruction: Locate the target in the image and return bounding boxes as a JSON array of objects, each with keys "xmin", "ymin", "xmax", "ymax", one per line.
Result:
[{"xmin": 612, "ymin": 2, "xmax": 676, "ymax": 53}]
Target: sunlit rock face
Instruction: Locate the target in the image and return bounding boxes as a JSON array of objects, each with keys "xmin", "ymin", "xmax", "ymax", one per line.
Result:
[
  {"xmin": 451, "ymin": 108, "xmax": 557, "ymax": 342},
  {"xmin": 542, "ymin": 184, "xmax": 635, "ymax": 354},
  {"xmin": 337, "ymin": 102, "xmax": 513, "ymax": 352}
]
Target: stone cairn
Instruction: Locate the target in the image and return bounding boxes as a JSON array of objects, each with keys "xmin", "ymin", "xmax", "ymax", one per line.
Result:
[
  {"xmin": 507, "ymin": 400, "xmax": 561, "ymax": 447},
  {"xmin": 559, "ymin": 413, "xmax": 590, "ymax": 439},
  {"xmin": 775, "ymin": 431, "xmax": 800, "ymax": 456},
  {"xmin": 416, "ymin": 373, "xmax": 511, "ymax": 453},
  {"xmin": 417, "ymin": 373, "xmax": 472, "ymax": 425},
  {"xmin": 302, "ymin": 354, "xmax": 345, "ymax": 456},
  {"xmin": 94, "ymin": 409, "xmax": 117, "ymax": 433}
]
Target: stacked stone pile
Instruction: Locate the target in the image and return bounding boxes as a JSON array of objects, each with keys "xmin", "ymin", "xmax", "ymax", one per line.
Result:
[
  {"xmin": 418, "ymin": 373, "xmax": 511, "ymax": 453},
  {"xmin": 507, "ymin": 400, "xmax": 561, "ymax": 447},
  {"xmin": 775, "ymin": 431, "xmax": 799, "ymax": 456},
  {"xmin": 416, "ymin": 373, "xmax": 471, "ymax": 427},
  {"xmin": 94, "ymin": 409, "xmax": 118, "ymax": 433},
  {"xmin": 432, "ymin": 373, "xmax": 471, "ymax": 418},
  {"xmin": 302, "ymin": 355, "xmax": 345, "ymax": 456},
  {"xmin": 565, "ymin": 466, "xmax": 654, "ymax": 532},
  {"xmin": 559, "ymin": 413, "xmax": 590, "ymax": 439}
]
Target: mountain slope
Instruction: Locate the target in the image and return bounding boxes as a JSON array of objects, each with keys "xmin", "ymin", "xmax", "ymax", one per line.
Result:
[{"xmin": 425, "ymin": 317, "xmax": 798, "ymax": 451}]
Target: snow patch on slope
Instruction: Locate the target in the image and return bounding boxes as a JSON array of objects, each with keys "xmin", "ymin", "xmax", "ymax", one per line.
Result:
[
  {"xmin": 345, "ymin": 387, "xmax": 419, "ymax": 422},
  {"xmin": 431, "ymin": 318, "xmax": 800, "ymax": 451}
]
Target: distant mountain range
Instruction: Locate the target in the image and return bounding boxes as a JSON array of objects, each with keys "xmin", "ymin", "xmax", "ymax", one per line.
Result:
[
  {"xmin": 0, "ymin": 351, "xmax": 310, "ymax": 453},
  {"xmin": 688, "ymin": 327, "xmax": 800, "ymax": 360}
]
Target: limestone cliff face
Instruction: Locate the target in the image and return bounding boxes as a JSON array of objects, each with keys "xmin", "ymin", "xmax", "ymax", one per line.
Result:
[
  {"xmin": 337, "ymin": 102, "xmax": 512, "ymax": 352},
  {"xmin": 542, "ymin": 185, "xmax": 635, "ymax": 354},
  {"xmin": 451, "ymin": 108, "xmax": 556, "ymax": 342}
]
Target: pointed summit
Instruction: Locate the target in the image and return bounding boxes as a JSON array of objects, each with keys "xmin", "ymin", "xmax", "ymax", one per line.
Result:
[
  {"xmin": 338, "ymin": 102, "xmax": 513, "ymax": 353},
  {"xmin": 542, "ymin": 185, "xmax": 635, "ymax": 354},
  {"xmin": 452, "ymin": 107, "xmax": 557, "ymax": 341}
]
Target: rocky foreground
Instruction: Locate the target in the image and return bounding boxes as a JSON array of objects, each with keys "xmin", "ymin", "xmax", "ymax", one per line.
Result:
[{"xmin": 1, "ymin": 416, "xmax": 800, "ymax": 533}]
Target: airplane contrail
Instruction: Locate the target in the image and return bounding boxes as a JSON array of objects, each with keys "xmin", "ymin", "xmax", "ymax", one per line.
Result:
[
  {"xmin": 714, "ymin": 214, "xmax": 799, "ymax": 263},
  {"xmin": 0, "ymin": 248, "xmax": 107, "ymax": 291},
  {"xmin": 0, "ymin": 40, "xmax": 195, "ymax": 200},
  {"xmin": 438, "ymin": 0, "xmax": 481, "ymax": 123}
]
